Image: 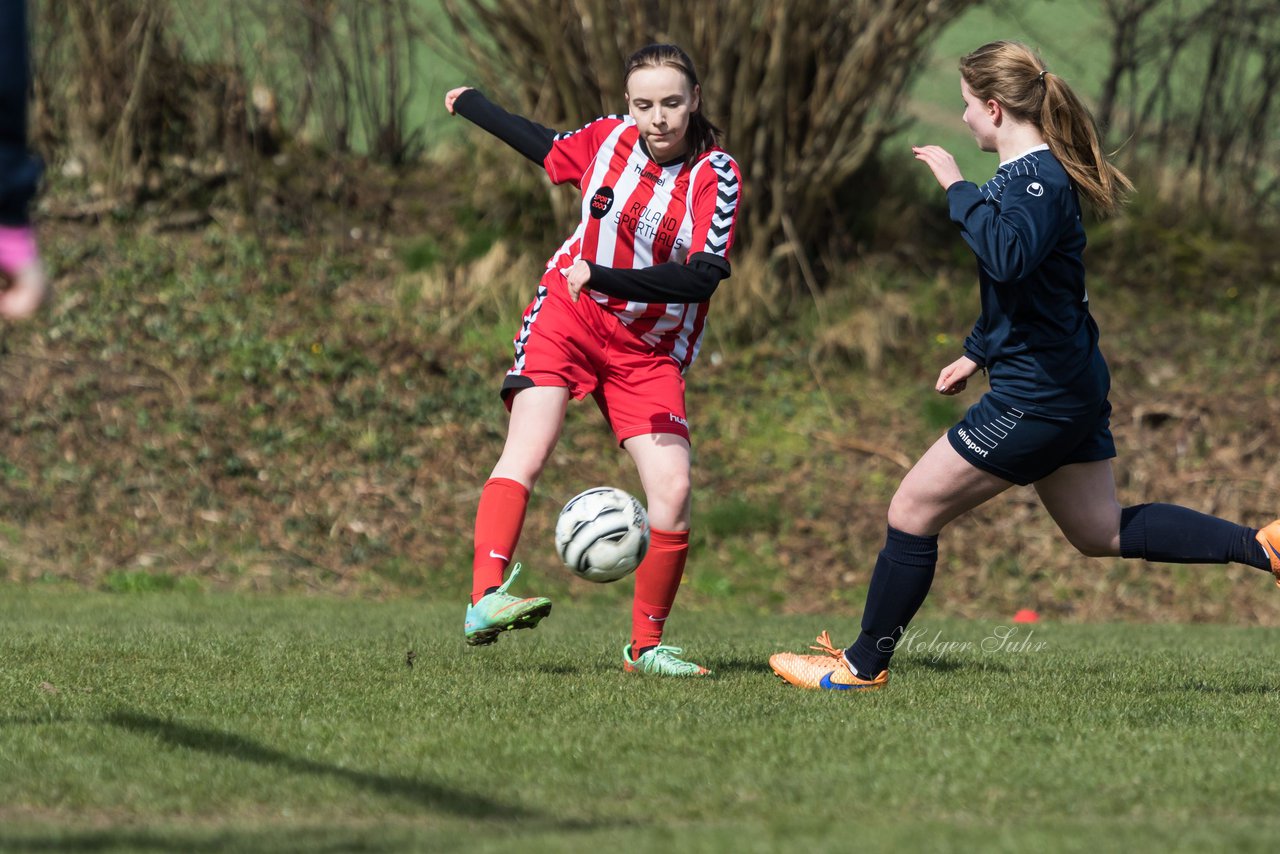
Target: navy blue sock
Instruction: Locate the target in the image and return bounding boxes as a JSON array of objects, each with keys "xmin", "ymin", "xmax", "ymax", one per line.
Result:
[
  {"xmin": 846, "ymin": 526, "xmax": 939, "ymax": 677},
  {"xmin": 1119, "ymin": 503, "xmax": 1269, "ymax": 570}
]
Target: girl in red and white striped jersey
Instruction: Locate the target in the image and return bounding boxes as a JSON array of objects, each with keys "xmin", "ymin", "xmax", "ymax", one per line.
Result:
[{"xmin": 446, "ymin": 44, "xmax": 741, "ymax": 675}]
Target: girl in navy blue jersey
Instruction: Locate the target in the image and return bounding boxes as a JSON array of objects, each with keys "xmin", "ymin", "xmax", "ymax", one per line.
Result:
[
  {"xmin": 770, "ymin": 40, "xmax": 1280, "ymax": 691},
  {"xmin": 0, "ymin": 0, "xmax": 46, "ymax": 318}
]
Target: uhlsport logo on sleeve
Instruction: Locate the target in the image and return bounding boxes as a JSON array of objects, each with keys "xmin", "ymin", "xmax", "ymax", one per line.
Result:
[{"xmin": 1026, "ymin": 181, "xmax": 1044, "ymax": 197}]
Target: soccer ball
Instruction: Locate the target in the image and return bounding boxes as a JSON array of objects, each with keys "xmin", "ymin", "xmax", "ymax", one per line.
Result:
[{"xmin": 554, "ymin": 487, "xmax": 650, "ymax": 583}]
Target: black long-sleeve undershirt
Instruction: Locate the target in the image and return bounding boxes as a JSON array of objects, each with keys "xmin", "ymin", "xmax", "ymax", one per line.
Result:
[
  {"xmin": 453, "ymin": 88, "xmax": 554, "ymax": 165},
  {"xmin": 587, "ymin": 254, "xmax": 728, "ymax": 303},
  {"xmin": 454, "ymin": 88, "xmax": 731, "ymax": 302}
]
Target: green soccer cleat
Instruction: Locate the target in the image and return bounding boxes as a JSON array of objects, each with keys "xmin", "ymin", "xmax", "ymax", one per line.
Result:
[
  {"xmin": 622, "ymin": 643, "xmax": 711, "ymax": 677},
  {"xmin": 464, "ymin": 564, "xmax": 552, "ymax": 647}
]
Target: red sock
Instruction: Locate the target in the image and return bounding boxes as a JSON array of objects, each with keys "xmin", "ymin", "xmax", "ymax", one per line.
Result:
[
  {"xmin": 471, "ymin": 477, "xmax": 530, "ymax": 604},
  {"xmin": 630, "ymin": 527, "xmax": 690, "ymax": 651}
]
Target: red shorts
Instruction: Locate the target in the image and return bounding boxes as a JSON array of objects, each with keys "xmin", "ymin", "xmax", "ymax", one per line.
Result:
[{"xmin": 501, "ymin": 269, "xmax": 690, "ymax": 445}]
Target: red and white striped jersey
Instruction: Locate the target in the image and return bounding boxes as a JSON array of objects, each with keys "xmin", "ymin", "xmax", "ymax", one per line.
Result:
[{"xmin": 542, "ymin": 115, "xmax": 741, "ymax": 371}]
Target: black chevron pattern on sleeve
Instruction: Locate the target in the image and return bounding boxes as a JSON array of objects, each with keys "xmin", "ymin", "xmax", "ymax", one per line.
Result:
[{"xmin": 703, "ymin": 153, "xmax": 739, "ymax": 256}]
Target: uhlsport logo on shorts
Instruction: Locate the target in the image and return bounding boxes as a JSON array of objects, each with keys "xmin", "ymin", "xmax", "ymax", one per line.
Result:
[{"xmin": 590, "ymin": 186, "xmax": 615, "ymax": 219}]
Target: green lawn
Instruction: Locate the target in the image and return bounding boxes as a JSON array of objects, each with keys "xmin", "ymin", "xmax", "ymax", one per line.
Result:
[{"xmin": 3, "ymin": 589, "xmax": 1278, "ymax": 851}]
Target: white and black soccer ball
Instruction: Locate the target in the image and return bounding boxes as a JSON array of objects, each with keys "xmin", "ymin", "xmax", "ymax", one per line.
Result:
[{"xmin": 554, "ymin": 487, "xmax": 650, "ymax": 583}]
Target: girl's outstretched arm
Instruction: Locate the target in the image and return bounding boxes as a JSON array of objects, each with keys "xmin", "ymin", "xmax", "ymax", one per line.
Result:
[
  {"xmin": 446, "ymin": 87, "xmax": 556, "ymax": 165},
  {"xmin": 912, "ymin": 145, "xmax": 964, "ymax": 191}
]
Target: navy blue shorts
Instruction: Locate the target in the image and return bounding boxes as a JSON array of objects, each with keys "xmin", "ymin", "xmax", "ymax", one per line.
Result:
[{"xmin": 947, "ymin": 393, "xmax": 1116, "ymax": 485}]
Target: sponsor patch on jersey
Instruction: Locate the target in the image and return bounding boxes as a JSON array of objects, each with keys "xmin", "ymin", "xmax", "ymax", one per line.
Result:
[
  {"xmin": 1026, "ymin": 181, "xmax": 1044, "ymax": 197},
  {"xmin": 590, "ymin": 186, "xmax": 615, "ymax": 219}
]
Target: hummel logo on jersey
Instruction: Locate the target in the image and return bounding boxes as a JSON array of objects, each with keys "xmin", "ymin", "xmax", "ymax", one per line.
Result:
[
  {"xmin": 590, "ymin": 186, "xmax": 614, "ymax": 219},
  {"xmin": 1027, "ymin": 181, "xmax": 1044, "ymax": 197},
  {"xmin": 634, "ymin": 162, "xmax": 666, "ymax": 185}
]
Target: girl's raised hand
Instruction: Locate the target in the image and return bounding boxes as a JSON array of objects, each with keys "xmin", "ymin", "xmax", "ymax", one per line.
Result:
[
  {"xmin": 444, "ymin": 86, "xmax": 473, "ymax": 115},
  {"xmin": 912, "ymin": 145, "xmax": 964, "ymax": 191}
]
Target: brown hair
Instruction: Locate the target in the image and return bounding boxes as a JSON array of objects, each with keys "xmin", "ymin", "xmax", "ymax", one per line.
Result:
[
  {"xmin": 624, "ymin": 44, "xmax": 722, "ymax": 161},
  {"xmin": 960, "ymin": 41, "xmax": 1132, "ymax": 216}
]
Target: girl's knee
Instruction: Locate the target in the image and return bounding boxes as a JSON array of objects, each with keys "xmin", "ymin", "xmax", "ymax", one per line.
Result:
[
  {"xmin": 1059, "ymin": 525, "xmax": 1119, "ymax": 558},
  {"xmin": 887, "ymin": 492, "xmax": 938, "ymax": 536},
  {"xmin": 1069, "ymin": 536, "xmax": 1118, "ymax": 558},
  {"xmin": 652, "ymin": 475, "xmax": 691, "ymax": 512},
  {"xmin": 645, "ymin": 479, "xmax": 690, "ymax": 530}
]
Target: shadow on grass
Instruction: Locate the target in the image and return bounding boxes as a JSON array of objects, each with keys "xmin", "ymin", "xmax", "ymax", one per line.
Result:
[
  {"xmin": 710, "ymin": 652, "xmax": 1019, "ymax": 678},
  {"xmin": 0, "ymin": 827, "xmax": 406, "ymax": 853},
  {"xmin": 1172, "ymin": 680, "xmax": 1279, "ymax": 695},
  {"xmin": 711, "ymin": 656, "xmax": 775, "ymax": 676},
  {"xmin": 103, "ymin": 711, "xmax": 609, "ymax": 830},
  {"xmin": 0, "ymin": 712, "xmax": 80, "ymax": 726},
  {"xmin": 2, "ymin": 711, "xmax": 632, "ymax": 851},
  {"xmin": 902, "ymin": 657, "xmax": 1014, "ymax": 674}
]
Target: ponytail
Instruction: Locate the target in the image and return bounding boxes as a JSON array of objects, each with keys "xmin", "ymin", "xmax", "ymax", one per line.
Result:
[
  {"xmin": 1038, "ymin": 73, "xmax": 1132, "ymax": 216},
  {"xmin": 960, "ymin": 41, "xmax": 1132, "ymax": 216},
  {"xmin": 682, "ymin": 111, "xmax": 721, "ymax": 162}
]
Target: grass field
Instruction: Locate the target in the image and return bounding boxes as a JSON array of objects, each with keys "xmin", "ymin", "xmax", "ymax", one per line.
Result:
[{"xmin": 4, "ymin": 589, "xmax": 1279, "ymax": 852}]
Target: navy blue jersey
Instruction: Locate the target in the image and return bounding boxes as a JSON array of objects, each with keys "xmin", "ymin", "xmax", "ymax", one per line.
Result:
[
  {"xmin": 0, "ymin": 0, "xmax": 40, "ymax": 226},
  {"xmin": 946, "ymin": 146, "xmax": 1108, "ymax": 417}
]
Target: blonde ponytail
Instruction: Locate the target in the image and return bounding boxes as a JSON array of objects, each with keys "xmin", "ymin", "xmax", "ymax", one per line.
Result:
[{"xmin": 960, "ymin": 41, "xmax": 1133, "ymax": 216}]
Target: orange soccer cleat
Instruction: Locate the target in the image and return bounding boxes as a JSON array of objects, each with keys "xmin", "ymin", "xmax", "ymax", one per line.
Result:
[
  {"xmin": 1257, "ymin": 520, "xmax": 1280, "ymax": 588},
  {"xmin": 768, "ymin": 631, "xmax": 889, "ymax": 691}
]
